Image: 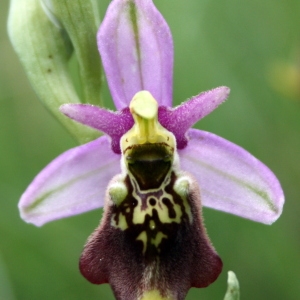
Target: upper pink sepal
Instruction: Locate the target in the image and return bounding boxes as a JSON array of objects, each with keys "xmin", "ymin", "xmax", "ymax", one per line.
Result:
[{"xmin": 98, "ymin": 0, "xmax": 173, "ymax": 109}]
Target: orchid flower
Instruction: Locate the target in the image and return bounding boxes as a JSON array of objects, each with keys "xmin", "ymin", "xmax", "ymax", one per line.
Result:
[{"xmin": 18, "ymin": 0, "xmax": 284, "ymax": 299}]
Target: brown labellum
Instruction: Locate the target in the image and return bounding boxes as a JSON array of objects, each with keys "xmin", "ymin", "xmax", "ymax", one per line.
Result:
[{"xmin": 79, "ymin": 169, "xmax": 222, "ymax": 300}]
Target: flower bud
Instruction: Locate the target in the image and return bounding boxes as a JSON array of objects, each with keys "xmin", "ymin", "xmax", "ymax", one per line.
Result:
[
  {"xmin": 224, "ymin": 271, "xmax": 240, "ymax": 300},
  {"xmin": 8, "ymin": 0, "xmax": 100, "ymax": 143}
]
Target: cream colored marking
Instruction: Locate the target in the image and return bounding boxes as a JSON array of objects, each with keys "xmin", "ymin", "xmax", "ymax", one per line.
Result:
[
  {"xmin": 136, "ymin": 231, "xmax": 147, "ymax": 254},
  {"xmin": 111, "ymin": 212, "xmax": 128, "ymax": 230},
  {"xmin": 136, "ymin": 230, "xmax": 168, "ymax": 254},
  {"xmin": 111, "ymin": 171, "xmax": 190, "ymax": 231},
  {"xmin": 160, "ymin": 195, "xmax": 182, "ymax": 223},
  {"xmin": 151, "ymin": 232, "xmax": 167, "ymax": 248},
  {"xmin": 109, "ymin": 181, "xmax": 130, "ymax": 230},
  {"xmin": 149, "ymin": 220, "xmax": 156, "ymax": 230},
  {"xmin": 131, "ymin": 194, "xmax": 182, "ymax": 226},
  {"xmin": 130, "ymin": 173, "xmax": 170, "ymax": 195},
  {"xmin": 111, "ymin": 173, "xmax": 193, "ymax": 231},
  {"xmin": 129, "ymin": 174, "xmax": 183, "ymax": 226},
  {"xmin": 140, "ymin": 289, "xmax": 174, "ymax": 300},
  {"xmin": 108, "ymin": 181, "xmax": 127, "ymax": 206},
  {"xmin": 173, "ymin": 175, "xmax": 193, "ymax": 223}
]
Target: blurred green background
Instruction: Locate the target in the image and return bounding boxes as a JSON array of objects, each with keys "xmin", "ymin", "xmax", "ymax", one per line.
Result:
[{"xmin": 1, "ymin": 0, "xmax": 300, "ymax": 299}]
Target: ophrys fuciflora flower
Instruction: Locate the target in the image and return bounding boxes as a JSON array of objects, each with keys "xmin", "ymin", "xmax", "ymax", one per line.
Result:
[{"xmin": 18, "ymin": 1, "xmax": 284, "ymax": 299}]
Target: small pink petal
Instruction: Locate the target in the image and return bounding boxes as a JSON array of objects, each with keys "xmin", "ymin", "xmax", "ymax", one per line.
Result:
[
  {"xmin": 159, "ymin": 86, "xmax": 230, "ymax": 149},
  {"xmin": 60, "ymin": 104, "xmax": 133, "ymax": 154}
]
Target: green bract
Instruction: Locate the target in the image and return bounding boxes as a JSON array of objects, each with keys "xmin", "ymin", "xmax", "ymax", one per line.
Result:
[{"xmin": 8, "ymin": 0, "xmax": 101, "ymax": 144}]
